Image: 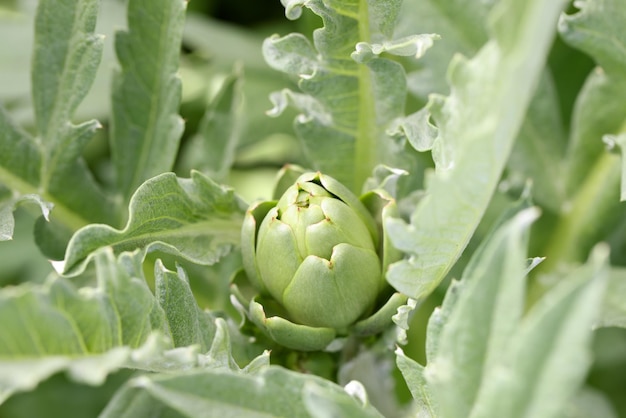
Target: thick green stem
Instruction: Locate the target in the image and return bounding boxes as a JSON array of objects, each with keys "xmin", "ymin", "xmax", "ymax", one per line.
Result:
[
  {"xmin": 354, "ymin": 0, "xmax": 377, "ymax": 192},
  {"xmin": 541, "ymin": 152, "xmax": 622, "ymax": 271}
]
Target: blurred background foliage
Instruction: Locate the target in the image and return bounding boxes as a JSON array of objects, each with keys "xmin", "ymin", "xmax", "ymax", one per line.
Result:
[{"xmin": 0, "ymin": 0, "xmax": 625, "ymax": 416}]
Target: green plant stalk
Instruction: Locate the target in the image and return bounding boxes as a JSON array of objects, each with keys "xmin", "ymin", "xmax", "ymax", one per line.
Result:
[
  {"xmin": 541, "ymin": 152, "xmax": 621, "ymax": 272},
  {"xmin": 0, "ymin": 165, "xmax": 89, "ymax": 232},
  {"xmin": 354, "ymin": 0, "xmax": 376, "ymax": 191}
]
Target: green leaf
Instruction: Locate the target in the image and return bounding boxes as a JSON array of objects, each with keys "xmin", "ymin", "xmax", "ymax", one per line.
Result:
[
  {"xmin": 395, "ymin": 347, "xmax": 437, "ymax": 417},
  {"xmin": 32, "ymin": 0, "xmax": 102, "ymax": 140},
  {"xmin": 0, "ymin": 108, "xmax": 41, "ymax": 194},
  {"xmin": 177, "ymin": 67, "xmax": 244, "ymax": 183},
  {"xmin": 559, "ymin": 0, "xmax": 626, "ymax": 204},
  {"xmin": 305, "ymin": 380, "xmax": 383, "ymax": 418},
  {"xmin": 0, "ymin": 248, "xmax": 165, "ymax": 403},
  {"xmin": 63, "ymin": 171, "xmax": 246, "ymax": 276},
  {"xmin": 507, "ymin": 73, "xmax": 567, "ymax": 212},
  {"xmin": 100, "ymin": 366, "xmax": 383, "ymax": 418},
  {"xmin": 386, "ymin": 0, "xmax": 568, "ymax": 299},
  {"xmin": 596, "ymin": 267, "xmax": 626, "ymax": 328},
  {"xmin": 0, "ymin": 247, "xmax": 261, "ymax": 404},
  {"xmin": 562, "ymin": 387, "xmax": 618, "ymax": 418},
  {"xmin": 425, "ymin": 208, "xmax": 537, "ymax": 418},
  {"xmin": 154, "ymin": 261, "xmax": 217, "ymax": 351},
  {"xmin": 1, "ymin": 0, "xmax": 117, "ymax": 248},
  {"xmin": 559, "ymin": 0, "xmax": 626, "ymax": 77},
  {"xmin": 397, "ymin": 0, "xmax": 490, "ymax": 98},
  {"xmin": 468, "ymin": 246, "xmax": 608, "ymax": 418},
  {"xmin": 32, "ymin": 0, "xmax": 114, "ymax": 228},
  {"xmin": 111, "ymin": 0, "xmax": 186, "ymax": 203},
  {"xmin": 0, "ymin": 104, "xmax": 48, "ymax": 241},
  {"xmin": 264, "ymin": 0, "xmax": 437, "ymax": 192}
]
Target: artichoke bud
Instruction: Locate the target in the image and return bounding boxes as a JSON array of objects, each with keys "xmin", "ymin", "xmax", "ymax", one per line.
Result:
[{"xmin": 238, "ymin": 170, "xmax": 405, "ymax": 350}]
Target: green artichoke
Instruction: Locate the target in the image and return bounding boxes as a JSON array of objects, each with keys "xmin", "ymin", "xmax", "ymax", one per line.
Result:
[{"xmin": 234, "ymin": 168, "xmax": 406, "ymax": 351}]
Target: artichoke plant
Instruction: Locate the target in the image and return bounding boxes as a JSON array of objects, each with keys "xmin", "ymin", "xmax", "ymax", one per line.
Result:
[{"xmin": 233, "ymin": 167, "xmax": 407, "ymax": 351}]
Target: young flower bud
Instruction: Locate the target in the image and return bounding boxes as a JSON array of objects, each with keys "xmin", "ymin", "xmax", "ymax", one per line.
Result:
[{"xmin": 236, "ymin": 169, "xmax": 406, "ymax": 351}]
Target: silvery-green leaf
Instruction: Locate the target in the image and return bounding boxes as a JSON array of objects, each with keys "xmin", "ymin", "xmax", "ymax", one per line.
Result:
[
  {"xmin": 100, "ymin": 366, "xmax": 383, "ymax": 418},
  {"xmin": 0, "ymin": 0, "xmax": 115, "ymax": 244},
  {"xmin": 596, "ymin": 267, "xmax": 626, "ymax": 328},
  {"xmin": 110, "ymin": 0, "xmax": 186, "ymax": 203},
  {"xmin": 559, "ymin": 0, "xmax": 626, "ymax": 76},
  {"xmin": 31, "ymin": 0, "xmax": 115, "ymax": 230},
  {"xmin": 154, "ymin": 261, "xmax": 217, "ymax": 352},
  {"xmin": 395, "ymin": 347, "xmax": 437, "ymax": 417},
  {"xmin": 561, "ymin": 387, "xmax": 618, "ymax": 418},
  {"xmin": 425, "ymin": 208, "xmax": 537, "ymax": 418},
  {"xmin": 178, "ymin": 67, "xmax": 244, "ymax": 183},
  {"xmin": 469, "ymin": 246, "xmax": 609, "ymax": 418},
  {"xmin": 265, "ymin": 0, "xmax": 424, "ymax": 192},
  {"xmin": 0, "ymin": 248, "xmax": 164, "ymax": 403},
  {"xmin": 63, "ymin": 171, "xmax": 246, "ymax": 276},
  {"xmin": 386, "ymin": 0, "xmax": 568, "ymax": 299}
]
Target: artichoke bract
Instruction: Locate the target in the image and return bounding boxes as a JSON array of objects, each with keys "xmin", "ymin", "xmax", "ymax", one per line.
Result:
[{"xmin": 236, "ymin": 169, "xmax": 406, "ymax": 351}]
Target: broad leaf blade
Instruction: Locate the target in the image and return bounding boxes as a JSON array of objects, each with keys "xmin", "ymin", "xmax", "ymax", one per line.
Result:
[
  {"xmin": 469, "ymin": 247, "xmax": 609, "ymax": 418},
  {"xmin": 31, "ymin": 0, "xmax": 114, "ymax": 229},
  {"xmin": 386, "ymin": 0, "xmax": 568, "ymax": 299},
  {"xmin": 0, "ymin": 247, "xmax": 252, "ymax": 404},
  {"xmin": 111, "ymin": 0, "xmax": 186, "ymax": 202},
  {"xmin": 265, "ymin": 0, "xmax": 435, "ymax": 192},
  {"xmin": 397, "ymin": 0, "xmax": 490, "ymax": 98},
  {"xmin": 155, "ymin": 261, "xmax": 217, "ymax": 351},
  {"xmin": 395, "ymin": 347, "xmax": 437, "ymax": 417},
  {"xmin": 425, "ymin": 208, "xmax": 537, "ymax": 418},
  {"xmin": 100, "ymin": 367, "xmax": 383, "ymax": 418},
  {"xmin": 559, "ymin": 0, "xmax": 626, "ymax": 198},
  {"xmin": 0, "ymin": 108, "xmax": 41, "ymax": 193},
  {"xmin": 0, "ymin": 106, "xmax": 49, "ymax": 241},
  {"xmin": 596, "ymin": 267, "xmax": 626, "ymax": 328},
  {"xmin": 507, "ymin": 73, "xmax": 567, "ymax": 212},
  {"xmin": 0, "ymin": 248, "xmax": 165, "ymax": 403},
  {"xmin": 63, "ymin": 171, "xmax": 246, "ymax": 275},
  {"xmin": 559, "ymin": 0, "xmax": 626, "ymax": 77},
  {"xmin": 32, "ymin": 0, "xmax": 102, "ymax": 140},
  {"xmin": 178, "ymin": 68, "xmax": 244, "ymax": 183}
]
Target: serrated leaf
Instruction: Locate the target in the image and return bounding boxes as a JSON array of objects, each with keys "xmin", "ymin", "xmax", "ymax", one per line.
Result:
[
  {"xmin": 0, "ymin": 246, "xmax": 259, "ymax": 404},
  {"xmin": 0, "ymin": 107, "xmax": 48, "ymax": 241},
  {"xmin": 425, "ymin": 208, "xmax": 537, "ymax": 418},
  {"xmin": 1, "ymin": 0, "xmax": 117, "ymax": 249},
  {"xmin": 111, "ymin": 0, "xmax": 186, "ymax": 202},
  {"xmin": 386, "ymin": 0, "xmax": 568, "ymax": 299},
  {"xmin": 0, "ymin": 108, "xmax": 41, "ymax": 193},
  {"xmin": 63, "ymin": 171, "xmax": 246, "ymax": 276},
  {"xmin": 155, "ymin": 261, "xmax": 217, "ymax": 351},
  {"xmin": 0, "ymin": 191, "xmax": 52, "ymax": 241},
  {"xmin": 559, "ymin": 0, "xmax": 626, "ymax": 205},
  {"xmin": 100, "ymin": 366, "xmax": 383, "ymax": 418},
  {"xmin": 468, "ymin": 246, "xmax": 608, "ymax": 418},
  {"xmin": 0, "ymin": 248, "xmax": 165, "ymax": 403},
  {"xmin": 395, "ymin": 347, "xmax": 436, "ymax": 417},
  {"xmin": 32, "ymin": 0, "xmax": 102, "ymax": 140},
  {"xmin": 559, "ymin": 0, "xmax": 626, "ymax": 77},
  {"xmin": 264, "ymin": 0, "xmax": 434, "ymax": 192},
  {"xmin": 32, "ymin": 0, "xmax": 114, "ymax": 228},
  {"xmin": 397, "ymin": 0, "xmax": 490, "ymax": 98}
]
